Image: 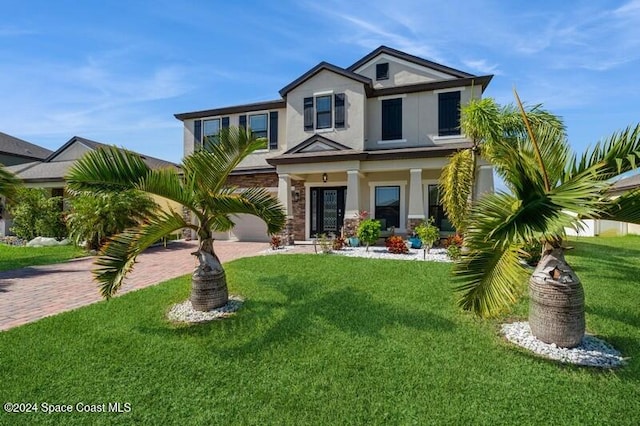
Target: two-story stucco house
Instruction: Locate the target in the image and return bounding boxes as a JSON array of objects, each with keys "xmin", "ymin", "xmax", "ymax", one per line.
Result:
[{"xmin": 175, "ymin": 46, "xmax": 494, "ymax": 243}]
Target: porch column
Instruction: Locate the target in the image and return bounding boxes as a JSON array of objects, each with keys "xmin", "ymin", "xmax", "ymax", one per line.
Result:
[
  {"xmin": 277, "ymin": 173, "xmax": 294, "ymax": 245},
  {"xmin": 344, "ymin": 170, "xmax": 361, "ymax": 237},
  {"xmin": 407, "ymin": 168, "xmax": 425, "ymax": 233}
]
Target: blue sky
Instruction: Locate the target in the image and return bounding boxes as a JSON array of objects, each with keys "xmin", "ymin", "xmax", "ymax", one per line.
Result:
[{"xmin": 1, "ymin": 0, "xmax": 639, "ymax": 164}]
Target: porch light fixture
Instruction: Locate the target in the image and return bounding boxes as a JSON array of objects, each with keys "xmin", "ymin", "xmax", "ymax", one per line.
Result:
[{"xmin": 322, "ymin": 173, "xmax": 328, "ymax": 183}]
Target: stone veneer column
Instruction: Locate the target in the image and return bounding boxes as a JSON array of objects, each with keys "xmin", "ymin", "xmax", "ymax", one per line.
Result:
[
  {"xmin": 182, "ymin": 205, "xmax": 194, "ymax": 240},
  {"xmin": 278, "ymin": 173, "xmax": 295, "ymax": 245},
  {"xmin": 344, "ymin": 170, "xmax": 361, "ymax": 237},
  {"xmin": 407, "ymin": 168, "xmax": 425, "ymax": 234}
]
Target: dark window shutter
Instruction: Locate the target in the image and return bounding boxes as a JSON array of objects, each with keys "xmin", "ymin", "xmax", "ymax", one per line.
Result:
[
  {"xmin": 239, "ymin": 115, "xmax": 247, "ymax": 130},
  {"xmin": 194, "ymin": 120, "xmax": 202, "ymax": 151},
  {"xmin": 304, "ymin": 97, "xmax": 314, "ymax": 130},
  {"xmin": 381, "ymin": 98, "xmax": 402, "ymax": 140},
  {"xmin": 221, "ymin": 116, "xmax": 230, "ymax": 129},
  {"xmin": 334, "ymin": 93, "xmax": 345, "ymax": 128},
  {"xmin": 438, "ymin": 92, "xmax": 461, "ymax": 136},
  {"xmin": 269, "ymin": 111, "xmax": 278, "ymax": 150}
]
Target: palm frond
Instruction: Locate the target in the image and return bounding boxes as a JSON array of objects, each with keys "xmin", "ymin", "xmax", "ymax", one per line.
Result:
[
  {"xmin": 66, "ymin": 146, "xmax": 151, "ymax": 194},
  {"xmin": 569, "ymin": 124, "xmax": 640, "ymax": 180},
  {"xmin": 600, "ymin": 188, "xmax": 640, "ymax": 224},
  {"xmin": 460, "ymin": 98, "xmax": 502, "ymax": 145},
  {"xmin": 183, "ymin": 127, "xmax": 266, "ymax": 198},
  {"xmin": 454, "ymin": 243, "xmax": 528, "ymax": 317},
  {"xmin": 94, "ymin": 210, "xmax": 194, "ymax": 298},
  {"xmin": 137, "ymin": 167, "xmax": 197, "ymax": 213},
  {"xmin": 203, "ymin": 187, "xmax": 286, "ymax": 235},
  {"xmin": 439, "ymin": 149, "xmax": 474, "ymax": 231},
  {"xmin": 0, "ymin": 165, "xmax": 21, "ymax": 200}
]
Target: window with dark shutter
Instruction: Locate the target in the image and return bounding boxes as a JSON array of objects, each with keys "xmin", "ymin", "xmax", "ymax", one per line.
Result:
[
  {"xmin": 269, "ymin": 111, "xmax": 278, "ymax": 149},
  {"xmin": 221, "ymin": 116, "xmax": 229, "ymax": 129},
  {"xmin": 438, "ymin": 91, "xmax": 461, "ymax": 136},
  {"xmin": 376, "ymin": 63, "xmax": 389, "ymax": 80},
  {"xmin": 239, "ymin": 115, "xmax": 247, "ymax": 130},
  {"xmin": 304, "ymin": 97, "xmax": 314, "ymax": 130},
  {"xmin": 194, "ymin": 119, "xmax": 202, "ymax": 151},
  {"xmin": 334, "ymin": 93, "xmax": 345, "ymax": 128},
  {"xmin": 316, "ymin": 95, "xmax": 332, "ymax": 129},
  {"xmin": 381, "ymin": 98, "xmax": 402, "ymax": 140}
]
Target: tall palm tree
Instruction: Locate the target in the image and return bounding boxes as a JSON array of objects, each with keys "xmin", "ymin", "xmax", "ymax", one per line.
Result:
[
  {"xmin": 66, "ymin": 127, "xmax": 286, "ymax": 311},
  {"xmin": 440, "ymin": 98, "xmax": 563, "ymax": 232},
  {"xmin": 453, "ymin": 91, "xmax": 640, "ymax": 348}
]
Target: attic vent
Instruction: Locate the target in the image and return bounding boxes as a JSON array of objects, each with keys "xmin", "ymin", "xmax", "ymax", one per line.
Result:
[{"xmin": 376, "ymin": 63, "xmax": 389, "ymax": 80}]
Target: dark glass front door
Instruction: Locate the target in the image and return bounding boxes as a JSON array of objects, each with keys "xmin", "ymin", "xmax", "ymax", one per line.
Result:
[{"xmin": 310, "ymin": 187, "xmax": 346, "ymax": 236}]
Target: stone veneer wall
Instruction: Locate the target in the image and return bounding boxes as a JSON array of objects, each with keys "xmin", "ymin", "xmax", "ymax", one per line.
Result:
[{"xmin": 225, "ymin": 173, "xmax": 306, "ymax": 241}]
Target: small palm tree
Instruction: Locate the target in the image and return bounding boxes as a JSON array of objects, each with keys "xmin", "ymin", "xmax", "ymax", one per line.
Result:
[
  {"xmin": 66, "ymin": 127, "xmax": 286, "ymax": 311},
  {"xmin": 440, "ymin": 97, "xmax": 563, "ymax": 232},
  {"xmin": 453, "ymin": 90, "xmax": 640, "ymax": 348}
]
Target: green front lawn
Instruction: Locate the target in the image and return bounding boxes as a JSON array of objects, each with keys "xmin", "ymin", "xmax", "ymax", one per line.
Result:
[
  {"xmin": 0, "ymin": 244, "xmax": 87, "ymax": 271},
  {"xmin": 0, "ymin": 237, "xmax": 639, "ymax": 425}
]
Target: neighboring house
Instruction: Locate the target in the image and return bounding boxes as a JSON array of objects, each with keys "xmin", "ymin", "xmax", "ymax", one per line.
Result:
[
  {"xmin": 1, "ymin": 135, "xmax": 181, "ymax": 237},
  {"xmin": 175, "ymin": 45, "xmax": 495, "ymax": 242},
  {"xmin": 566, "ymin": 173, "xmax": 640, "ymax": 237},
  {"xmin": 0, "ymin": 132, "xmax": 52, "ymax": 166}
]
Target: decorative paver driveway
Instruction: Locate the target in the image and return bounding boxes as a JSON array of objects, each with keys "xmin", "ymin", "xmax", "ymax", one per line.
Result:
[{"xmin": 0, "ymin": 240, "xmax": 269, "ymax": 331}]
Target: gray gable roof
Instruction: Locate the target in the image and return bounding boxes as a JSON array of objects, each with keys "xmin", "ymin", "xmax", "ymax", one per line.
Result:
[
  {"xmin": 0, "ymin": 132, "xmax": 53, "ymax": 160},
  {"xmin": 612, "ymin": 174, "xmax": 640, "ymax": 192},
  {"xmin": 10, "ymin": 136, "xmax": 179, "ymax": 183},
  {"xmin": 347, "ymin": 45, "xmax": 475, "ymax": 78},
  {"xmin": 279, "ymin": 62, "xmax": 372, "ymax": 97}
]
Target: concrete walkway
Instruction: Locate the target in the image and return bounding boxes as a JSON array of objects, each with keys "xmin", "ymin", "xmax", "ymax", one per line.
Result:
[{"xmin": 0, "ymin": 240, "xmax": 269, "ymax": 331}]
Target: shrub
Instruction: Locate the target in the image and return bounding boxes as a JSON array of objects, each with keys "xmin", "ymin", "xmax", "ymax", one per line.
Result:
[
  {"xmin": 444, "ymin": 234, "xmax": 463, "ymax": 248},
  {"xmin": 386, "ymin": 235, "xmax": 409, "ymax": 254},
  {"xmin": 447, "ymin": 244, "xmax": 462, "ymax": 261},
  {"xmin": 9, "ymin": 188, "xmax": 67, "ymax": 240},
  {"xmin": 414, "ymin": 218, "xmax": 440, "ymax": 253},
  {"xmin": 67, "ymin": 190, "xmax": 156, "ymax": 250},
  {"xmin": 357, "ymin": 219, "xmax": 381, "ymax": 252},
  {"xmin": 332, "ymin": 236, "xmax": 346, "ymax": 251},
  {"xmin": 270, "ymin": 235, "xmax": 282, "ymax": 250},
  {"xmin": 316, "ymin": 233, "xmax": 332, "ymax": 253}
]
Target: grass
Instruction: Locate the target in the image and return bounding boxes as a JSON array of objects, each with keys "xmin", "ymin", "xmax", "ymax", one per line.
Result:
[
  {"xmin": 0, "ymin": 244, "xmax": 87, "ymax": 271},
  {"xmin": 0, "ymin": 236, "xmax": 639, "ymax": 425}
]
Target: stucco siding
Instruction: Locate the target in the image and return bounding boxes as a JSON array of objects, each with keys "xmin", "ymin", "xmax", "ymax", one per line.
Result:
[
  {"xmin": 286, "ymin": 69, "xmax": 366, "ymax": 151},
  {"xmin": 355, "ymin": 54, "xmax": 456, "ymax": 89}
]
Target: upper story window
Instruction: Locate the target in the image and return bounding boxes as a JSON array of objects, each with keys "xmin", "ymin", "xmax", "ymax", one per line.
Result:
[
  {"xmin": 376, "ymin": 63, "xmax": 389, "ymax": 80},
  {"xmin": 194, "ymin": 112, "xmax": 278, "ymax": 151},
  {"xmin": 316, "ymin": 95, "xmax": 332, "ymax": 129},
  {"xmin": 381, "ymin": 98, "xmax": 402, "ymax": 141},
  {"xmin": 438, "ymin": 91, "xmax": 461, "ymax": 136},
  {"xmin": 303, "ymin": 93, "xmax": 346, "ymax": 131}
]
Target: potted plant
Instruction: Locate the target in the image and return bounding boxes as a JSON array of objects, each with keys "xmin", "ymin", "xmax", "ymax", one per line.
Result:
[
  {"xmin": 347, "ymin": 210, "xmax": 368, "ymax": 247},
  {"xmin": 357, "ymin": 218, "xmax": 381, "ymax": 252},
  {"xmin": 414, "ymin": 218, "xmax": 440, "ymax": 259}
]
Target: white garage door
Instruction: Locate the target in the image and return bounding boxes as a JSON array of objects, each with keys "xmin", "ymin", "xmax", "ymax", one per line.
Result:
[{"xmin": 230, "ymin": 214, "xmax": 270, "ymax": 242}]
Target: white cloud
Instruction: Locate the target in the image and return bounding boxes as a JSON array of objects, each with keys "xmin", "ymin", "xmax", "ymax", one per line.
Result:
[{"xmin": 461, "ymin": 59, "xmax": 502, "ymax": 75}]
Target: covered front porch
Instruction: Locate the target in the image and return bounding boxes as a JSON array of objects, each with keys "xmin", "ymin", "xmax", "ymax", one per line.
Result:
[{"xmin": 273, "ymin": 158, "xmax": 493, "ymax": 242}]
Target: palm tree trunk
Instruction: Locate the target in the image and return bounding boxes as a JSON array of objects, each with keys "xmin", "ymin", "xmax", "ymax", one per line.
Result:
[
  {"xmin": 528, "ymin": 247, "xmax": 585, "ymax": 348},
  {"xmin": 190, "ymin": 237, "xmax": 228, "ymax": 311}
]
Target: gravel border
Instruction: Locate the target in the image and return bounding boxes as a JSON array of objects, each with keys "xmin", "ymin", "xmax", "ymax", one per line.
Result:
[
  {"xmin": 502, "ymin": 322, "xmax": 625, "ymax": 368},
  {"xmin": 167, "ymin": 296, "xmax": 244, "ymax": 324}
]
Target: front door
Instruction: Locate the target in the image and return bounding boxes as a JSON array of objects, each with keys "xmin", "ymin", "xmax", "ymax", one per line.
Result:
[{"xmin": 310, "ymin": 187, "xmax": 346, "ymax": 236}]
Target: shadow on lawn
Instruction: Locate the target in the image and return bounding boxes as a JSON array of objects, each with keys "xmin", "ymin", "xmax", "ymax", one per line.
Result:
[
  {"xmin": 566, "ymin": 241, "xmax": 640, "ymax": 281},
  {"xmin": 140, "ymin": 273, "xmax": 455, "ymax": 356}
]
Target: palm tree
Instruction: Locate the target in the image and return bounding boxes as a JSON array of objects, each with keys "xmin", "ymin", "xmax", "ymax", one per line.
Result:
[
  {"xmin": 66, "ymin": 127, "xmax": 286, "ymax": 311},
  {"xmin": 0, "ymin": 165, "xmax": 20, "ymax": 200},
  {"xmin": 440, "ymin": 98, "xmax": 563, "ymax": 232},
  {"xmin": 453, "ymin": 90, "xmax": 640, "ymax": 348}
]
